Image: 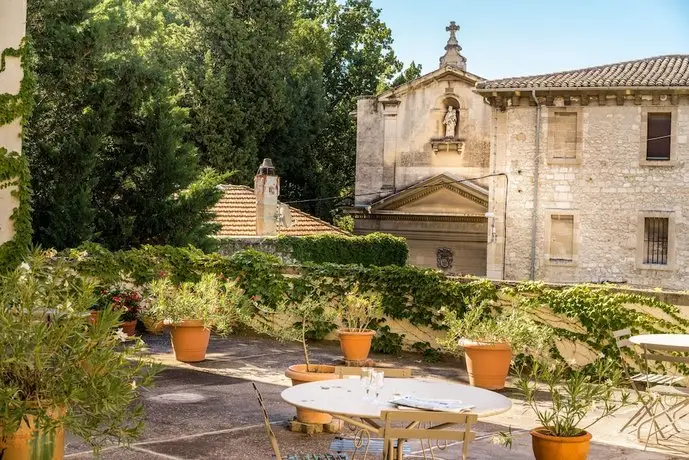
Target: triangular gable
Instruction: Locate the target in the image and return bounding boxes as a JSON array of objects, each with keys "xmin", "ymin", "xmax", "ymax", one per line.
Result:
[
  {"xmin": 370, "ymin": 173, "xmax": 488, "ymax": 215},
  {"xmin": 377, "ymin": 67, "xmax": 484, "ymax": 101}
]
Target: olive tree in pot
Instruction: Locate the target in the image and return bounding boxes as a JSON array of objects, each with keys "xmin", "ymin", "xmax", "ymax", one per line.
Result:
[
  {"xmin": 147, "ymin": 274, "xmax": 248, "ymax": 363},
  {"xmin": 513, "ymin": 359, "xmax": 632, "ymax": 460},
  {"xmin": 336, "ymin": 285, "xmax": 382, "ymax": 363},
  {"xmin": 439, "ymin": 299, "xmax": 548, "ymax": 390},
  {"xmin": 0, "ymin": 250, "xmax": 157, "ymax": 459}
]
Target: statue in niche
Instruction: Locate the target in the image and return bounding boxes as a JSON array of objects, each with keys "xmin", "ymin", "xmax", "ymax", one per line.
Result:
[{"xmin": 442, "ymin": 106, "xmax": 457, "ymax": 138}]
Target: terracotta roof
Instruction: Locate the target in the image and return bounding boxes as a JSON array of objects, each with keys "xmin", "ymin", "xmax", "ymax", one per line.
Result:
[
  {"xmin": 476, "ymin": 55, "xmax": 689, "ymax": 90},
  {"xmin": 212, "ymin": 185, "xmax": 348, "ymax": 237}
]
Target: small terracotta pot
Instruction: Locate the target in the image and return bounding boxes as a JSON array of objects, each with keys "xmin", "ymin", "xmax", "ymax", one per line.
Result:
[
  {"xmin": 142, "ymin": 316, "xmax": 165, "ymax": 335},
  {"xmin": 462, "ymin": 341, "xmax": 512, "ymax": 390},
  {"xmin": 170, "ymin": 320, "xmax": 210, "ymax": 362},
  {"xmin": 338, "ymin": 329, "xmax": 376, "ymax": 362},
  {"xmin": 120, "ymin": 319, "xmax": 137, "ymax": 336},
  {"xmin": 531, "ymin": 427, "xmax": 592, "ymax": 460},
  {"xmin": 285, "ymin": 364, "xmax": 338, "ymax": 424},
  {"xmin": 0, "ymin": 406, "xmax": 65, "ymax": 460}
]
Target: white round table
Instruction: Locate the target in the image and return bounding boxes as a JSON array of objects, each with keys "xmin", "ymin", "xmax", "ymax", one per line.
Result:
[
  {"xmin": 629, "ymin": 334, "xmax": 689, "ymax": 352},
  {"xmin": 281, "ymin": 378, "xmax": 512, "ymax": 419}
]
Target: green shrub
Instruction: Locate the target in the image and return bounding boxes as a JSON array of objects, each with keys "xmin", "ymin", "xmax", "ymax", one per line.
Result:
[{"xmin": 277, "ymin": 232, "xmax": 407, "ymax": 266}]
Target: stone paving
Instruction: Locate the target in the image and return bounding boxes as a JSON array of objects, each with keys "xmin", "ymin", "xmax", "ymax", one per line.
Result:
[{"xmin": 64, "ymin": 333, "xmax": 689, "ymax": 459}]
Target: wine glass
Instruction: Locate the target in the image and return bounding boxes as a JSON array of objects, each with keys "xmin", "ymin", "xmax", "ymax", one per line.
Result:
[
  {"xmin": 360, "ymin": 368, "xmax": 373, "ymax": 401},
  {"xmin": 371, "ymin": 371, "xmax": 385, "ymax": 404}
]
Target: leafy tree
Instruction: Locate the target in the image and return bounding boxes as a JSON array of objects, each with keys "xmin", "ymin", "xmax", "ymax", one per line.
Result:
[
  {"xmin": 390, "ymin": 61, "xmax": 423, "ymax": 88},
  {"xmin": 25, "ymin": 0, "xmax": 224, "ymax": 250}
]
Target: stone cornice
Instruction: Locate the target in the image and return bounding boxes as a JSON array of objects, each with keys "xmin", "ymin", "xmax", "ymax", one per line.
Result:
[{"xmin": 349, "ymin": 212, "xmax": 486, "ymax": 223}]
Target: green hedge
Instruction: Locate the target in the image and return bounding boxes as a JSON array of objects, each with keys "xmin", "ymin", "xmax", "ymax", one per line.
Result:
[
  {"xmin": 62, "ymin": 244, "xmax": 689, "ymax": 369},
  {"xmin": 276, "ymin": 232, "xmax": 407, "ymax": 266}
]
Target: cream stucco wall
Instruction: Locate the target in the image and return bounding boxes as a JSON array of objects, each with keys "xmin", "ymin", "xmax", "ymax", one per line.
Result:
[
  {"xmin": 354, "ymin": 72, "xmax": 492, "ymax": 206},
  {"xmin": 0, "ymin": 0, "xmax": 27, "ymax": 245},
  {"xmin": 488, "ymin": 95, "xmax": 689, "ymax": 290}
]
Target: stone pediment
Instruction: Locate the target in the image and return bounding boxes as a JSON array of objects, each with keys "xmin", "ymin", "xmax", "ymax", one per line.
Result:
[
  {"xmin": 377, "ymin": 67, "xmax": 483, "ymax": 101},
  {"xmin": 370, "ymin": 173, "xmax": 488, "ymax": 216}
]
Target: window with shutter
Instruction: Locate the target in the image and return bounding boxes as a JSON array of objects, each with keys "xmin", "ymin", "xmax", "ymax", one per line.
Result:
[
  {"xmin": 549, "ymin": 215, "xmax": 574, "ymax": 261},
  {"xmin": 646, "ymin": 113, "xmax": 671, "ymax": 161}
]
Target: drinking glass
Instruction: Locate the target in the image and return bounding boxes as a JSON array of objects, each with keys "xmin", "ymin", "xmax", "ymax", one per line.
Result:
[
  {"xmin": 371, "ymin": 371, "xmax": 384, "ymax": 404},
  {"xmin": 360, "ymin": 368, "xmax": 373, "ymax": 401}
]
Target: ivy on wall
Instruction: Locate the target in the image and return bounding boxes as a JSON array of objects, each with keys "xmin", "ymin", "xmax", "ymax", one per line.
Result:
[
  {"xmin": 62, "ymin": 244, "xmax": 689, "ymax": 370},
  {"xmin": 0, "ymin": 40, "xmax": 34, "ymax": 270}
]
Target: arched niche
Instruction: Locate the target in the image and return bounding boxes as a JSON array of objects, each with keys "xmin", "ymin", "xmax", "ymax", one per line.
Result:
[{"xmin": 432, "ymin": 93, "xmax": 465, "ymax": 139}]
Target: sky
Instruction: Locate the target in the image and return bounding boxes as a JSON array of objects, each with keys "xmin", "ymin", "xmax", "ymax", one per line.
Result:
[{"xmin": 371, "ymin": 0, "xmax": 689, "ymax": 80}]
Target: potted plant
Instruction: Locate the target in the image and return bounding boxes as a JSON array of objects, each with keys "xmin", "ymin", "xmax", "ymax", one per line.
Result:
[
  {"xmin": 439, "ymin": 299, "xmax": 548, "ymax": 390},
  {"xmin": 514, "ymin": 359, "xmax": 631, "ymax": 460},
  {"xmin": 336, "ymin": 285, "xmax": 382, "ymax": 362},
  {"xmin": 147, "ymin": 274, "xmax": 247, "ymax": 362},
  {"xmin": 0, "ymin": 250, "xmax": 157, "ymax": 458},
  {"xmin": 99, "ymin": 282, "xmax": 144, "ymax": 336}
]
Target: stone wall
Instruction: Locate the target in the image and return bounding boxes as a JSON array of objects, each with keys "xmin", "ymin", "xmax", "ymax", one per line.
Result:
[{"xmin": 488, "ymin": 96, "xmax": 689, "ymax": 290}]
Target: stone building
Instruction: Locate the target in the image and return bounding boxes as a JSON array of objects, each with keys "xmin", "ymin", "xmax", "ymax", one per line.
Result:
[
  {"xmin": 476, "ymin": 55, "xmax": 689, "ymax": 290},
  {"xmin": 349, "ymin": 22, "xmax": 492, "ymax": 275},
  {"xmin": 351, "ymin": 21, "xmax": 689, "ymax": 289}
]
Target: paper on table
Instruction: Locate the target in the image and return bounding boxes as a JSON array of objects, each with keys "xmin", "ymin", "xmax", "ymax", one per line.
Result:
[{"xmin": 389, "ymin": 395, "xmax": 475, "ymax": 413}]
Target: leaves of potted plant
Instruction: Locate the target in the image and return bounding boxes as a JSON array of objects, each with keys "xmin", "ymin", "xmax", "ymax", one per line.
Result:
[
  {"xmin": 336, "ymin": 285, "xmax": 382, "ymax": 363},
  {"xmin": 514, "ymin": 359, "xmax": 632, "ymax": 460},
  {"xmin": 147, "ymin": 274, "xmax": 247, "ymax": 362},
  {"xmin": 439, "ymin": 298, "xmax": 549, "ymax": 389},
  {"xmin": 0, "ymin": 250, "xmax": 157, "ymax": 458}
]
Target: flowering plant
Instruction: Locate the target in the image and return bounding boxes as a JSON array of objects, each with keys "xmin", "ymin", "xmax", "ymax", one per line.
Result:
[{"xmin": 98, "ymin": 282, "xmax": 144, "ymax": 322}]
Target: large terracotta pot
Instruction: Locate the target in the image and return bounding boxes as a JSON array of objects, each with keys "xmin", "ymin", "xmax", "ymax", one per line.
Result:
[
  {"xmin": 0, "ymin": 407, "xmax": 65, "ymax": 460},
  {"xmin": 285, "ymin": 364, "xmax": 338, "ymax": 424},
  {"xmin": 338, "ymin": 329, "xmax": 376, "ymax": 362},
  {"xmin": 120, "ymin": 319, "xmax": 137, "ymax": 336},
  {"xmin": 462, "ymin": 341, "xmax": 512, "ymax": 390},
  {"xmin": 531, "ymin": 427, "xmax": 592, "ymax": 460},
  {"xmin": 170, "ymin": 320, "xmax": 210, "ymax": 363}
]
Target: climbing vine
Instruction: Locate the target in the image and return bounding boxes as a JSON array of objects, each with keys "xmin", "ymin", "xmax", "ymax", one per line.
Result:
[{"xmin": 0, "ymin": 39, "xmax": 34, "ymax": 270}]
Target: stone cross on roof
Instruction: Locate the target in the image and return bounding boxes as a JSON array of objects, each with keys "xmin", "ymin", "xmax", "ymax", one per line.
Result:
[{"xmin": 439, "ymin": 21, "xmax": 466, "ymax": 71}]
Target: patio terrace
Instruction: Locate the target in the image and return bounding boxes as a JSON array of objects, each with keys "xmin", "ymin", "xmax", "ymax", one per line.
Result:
[{"xmin": 64, "ymin": 334, "xmax": 689, "ymax": 460}]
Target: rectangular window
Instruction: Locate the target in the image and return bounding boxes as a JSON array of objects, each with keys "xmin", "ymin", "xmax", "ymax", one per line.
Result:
[
  {"xmin": 549, "ymin": 215, "xmax": 574, "ymax": 261},
  {"xmin": 552, "ymin": 112, "xmax": 578, "ymax": 159},
  {"xmin": 646, "ymin": 113, "xmax": 671, "ymax": 160},
  {"xmin": 643, "ymin": 217, "xmax": 669, "ymax": 264}
]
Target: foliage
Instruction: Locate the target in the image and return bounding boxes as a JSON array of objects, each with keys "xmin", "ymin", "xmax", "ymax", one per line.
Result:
[
  {"xmin": 277, "ymin": 232, "xmax": 407, "ymax": 266},
  {"xmin": 515, "ymin": 359, "xmax": 632, "ymax": 437},
  {"xmin": 333, "ymin": 215, "xmax": 355, "ymax": 232},
  {"xmin": 411, "ymin": 341, "xmax": 443, "ymax": 363},
  {"xmin": 0, "ymin": 250, "xmax": 157, "ymax": 452},
  {"xmin": 336, "ymin": 284, "xmax": 382, "ymax": 331},
  {"xmin": 146, "ymin": 273, "xmax": 248, "ymax": 333},
  {"xmin": 371, "ymin": 325, "xmax": 404, "ymax": 355},
  {"xmin": 25, "ymin": 0, "xmax": 225, "ymax": 251},
  {"xmin": 59, "ymin": 244, "xmax": 689, "ymax": 370},
  {"xmin": 438, "ymin": 298, "xmax": 551, "ymax": 357},
  {"xmin": 96, "ymin": 282, "xmax": 144, "ymax": 322},
  {"xmin": 0, "ymin": 40, "xmax": 34, "ymax": 272}
]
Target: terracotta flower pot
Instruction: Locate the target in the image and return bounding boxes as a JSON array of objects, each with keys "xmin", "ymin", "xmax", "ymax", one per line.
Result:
[
  {"xmin": 285, "ymin": 364, "xmax": 338, "ymax": 424},
  {"xmin": 120, "ymin": 319, "xmax": 137, "ymax": 336},
  {"xmin": 170, "ymin": 320, "xmax": 210, "ymax": 363},
  {"xmin": 338, "ymin": 329, "xmax": 376, "ymax": 362},
  {"xmin": 462, "ymin": 341, "xmax": 512, "ymax": 390},
  {"xmin": 142, "ymin": 316, "xmax": 165, "ymax": 335},
  {"xmin": 88, "ymin": 310, "xmax": 100, "ymax": 325},
  {"xmin": 0, "ymin": 407, "xmax": 65, "ymax": 460},
  {"xmin": 531, "ymin": 427, "xmax": 592, "ymax": 460}
]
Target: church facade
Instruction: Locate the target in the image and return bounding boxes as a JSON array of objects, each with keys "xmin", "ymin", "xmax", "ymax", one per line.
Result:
[
  {"xmin": 350, "ymin": 22, "xmax": 689, "ymax": 290},
  {"xmin": 349, "ymin": 22, "xmax": 493, "ymax": 275}
]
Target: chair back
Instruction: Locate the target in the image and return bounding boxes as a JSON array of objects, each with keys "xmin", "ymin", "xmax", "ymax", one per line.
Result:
[
  {"xmin": 335, "ymin": 367, "xmax": 412, "ymax": 378},
  {"xmin": 252, "ymin": 382, "xmax": 282, "ymax": 460},
  {"xmin": 381, "ymin": 410, "xmax": 477, "ymax": 460}
]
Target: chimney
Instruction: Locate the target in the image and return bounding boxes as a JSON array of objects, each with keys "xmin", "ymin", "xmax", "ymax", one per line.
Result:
[{"xmin": 254, "ymin": 158, "xmax": 279, "ymax": 236}]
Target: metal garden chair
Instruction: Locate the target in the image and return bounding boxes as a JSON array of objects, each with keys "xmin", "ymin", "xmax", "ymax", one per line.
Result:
[{"xmin": 252, "ymin": 382, "xmax": 349, "ymax": 460}]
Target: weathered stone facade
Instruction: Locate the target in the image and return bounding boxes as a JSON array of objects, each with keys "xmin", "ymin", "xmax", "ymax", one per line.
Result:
[
  {"xmin": 481, "ymin": 91, "xmax": 689, "ymax": 290},
  {"xmin": 351, "ymin": 24, "xmax": 492, "ymax": 274}
]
